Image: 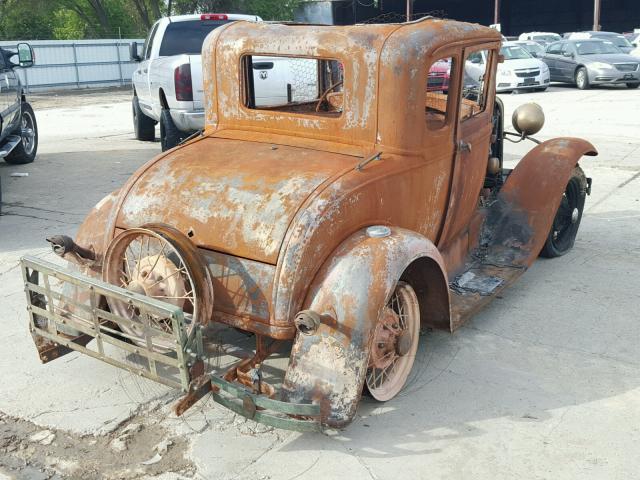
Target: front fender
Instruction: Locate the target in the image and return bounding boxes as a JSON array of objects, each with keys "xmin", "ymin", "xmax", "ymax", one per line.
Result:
[
  {"xmin": 281, "ymin": 227, "xmax": 448, "ymax": 428},
  {"xmin": 484, "ymin": 137, "xmax": 596, "ymax": 267}
]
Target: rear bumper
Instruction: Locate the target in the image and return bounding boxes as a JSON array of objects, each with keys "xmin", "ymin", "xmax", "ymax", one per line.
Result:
[
  {"xmin": 21, "ymin": 255, "xmax": 320, "ymax": 432},
  {"xmin": 170, "ymin": 109, "xmax": 204, "ymax": 132}
]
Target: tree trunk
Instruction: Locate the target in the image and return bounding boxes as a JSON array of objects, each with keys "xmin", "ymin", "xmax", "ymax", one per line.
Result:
[{"xmin": 87, "ymin": 0, "xmax": 112, "ymax": 33}]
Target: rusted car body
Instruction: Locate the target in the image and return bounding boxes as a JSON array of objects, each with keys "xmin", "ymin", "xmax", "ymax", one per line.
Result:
[{"xmin": 21, "ymin": 18, "xmax": 595, "ymax": 431}]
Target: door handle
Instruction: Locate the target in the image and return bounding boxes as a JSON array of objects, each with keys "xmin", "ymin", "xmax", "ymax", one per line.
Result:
[{"xmin": 457, "ymin": 140, "xmax": 472, "ymax": 153}]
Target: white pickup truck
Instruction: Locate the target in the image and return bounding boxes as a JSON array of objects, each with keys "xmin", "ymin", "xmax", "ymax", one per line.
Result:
[{"xmin": 130, "ymin": 14, "xmax": 318, "ymax": 151}]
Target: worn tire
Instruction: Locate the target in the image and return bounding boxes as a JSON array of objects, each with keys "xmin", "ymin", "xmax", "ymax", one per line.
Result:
[
  {"xmin": 540, "ymin": 166, "xmax": 588, "ymax": 258},
  {"xmin": 627, "ymin": 83, "xmax": 640, "ymax": 89},
  {"xmin": 159, "ymin": 109, "xmax": 184, "ymax": 151},
  {"xmin": 4, "ymin": 102, "xmax": 38, "ymax": 165},
  {"xmin": 575, "ymin": 67, "xmax": 590, "ymax": 90},
  {"xmin": 132, "ymin": 95, "xmax": 155, "ymax": 141}
]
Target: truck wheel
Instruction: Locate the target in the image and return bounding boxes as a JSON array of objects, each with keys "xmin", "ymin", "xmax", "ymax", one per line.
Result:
[
  {"xmin": 575, "ymin": 67, "xmax": 590, "ymax": 90},
  {"xmin": 627, "ymin": 83, "xmax": 639, "ymax": 89},
  {"xmin": 159, "ymin": 109, "xmax": 184, "ymax": 151},
  {"xmin": 4, "ymin": 102, "xmax": 38, "ymax": 165},
  {"xmin": 540, "ymin": 166, "xmax": 587, "ymax": 258},
  {"xmin": 365, "ymin": 281, "xmax": 420, "ymax": 401},
  {"xmin": 132, "ymin": 95, "xmax": 155, "ymax": 141}
]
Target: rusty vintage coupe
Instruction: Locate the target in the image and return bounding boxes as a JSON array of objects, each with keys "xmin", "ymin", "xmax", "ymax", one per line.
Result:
[{"xmin": 22, "ymin": 18, "xmax": 595, "ymax": 431}]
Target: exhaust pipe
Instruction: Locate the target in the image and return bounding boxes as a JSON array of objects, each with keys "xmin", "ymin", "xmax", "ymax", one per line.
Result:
[{"xmin": 46, "ymin": 235, "xmax": 97, "ymax": 267}]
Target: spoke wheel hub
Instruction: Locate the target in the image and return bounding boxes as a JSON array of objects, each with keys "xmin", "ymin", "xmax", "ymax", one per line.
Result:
[{"xmin": 366, "ymin": 282, "xmax": 421, "ymax": 402}]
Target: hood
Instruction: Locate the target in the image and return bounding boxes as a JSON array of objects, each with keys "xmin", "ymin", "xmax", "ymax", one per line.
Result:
[
  {"xmin": 503, "ymin": 58, "xmax": 545, "ymax": 71},
  {"xmin": 581, "ymin": 53, "xmax": 639, "ymax": 64},
  {"xmin": 116, "ymin": 137, "xmax": 359, "ymax": 264}
]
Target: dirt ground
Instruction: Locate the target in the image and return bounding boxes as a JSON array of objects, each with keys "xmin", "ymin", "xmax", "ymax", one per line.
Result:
[
  {"xmin": 0, "ymin": 409, "xmax": 194, "ymax": 480},
  {"xmin": 27, "ymin": 87, "xmax": 133, "ymax": 110},
  {"xmin": 0, "ymin": 84, "xmax": 639, "ymax": 479}
]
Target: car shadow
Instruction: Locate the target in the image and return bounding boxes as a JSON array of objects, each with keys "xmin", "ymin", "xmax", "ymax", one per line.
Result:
[{"xmin": 278, "ymin": 210, "xmax": 640, "ymax": 457}]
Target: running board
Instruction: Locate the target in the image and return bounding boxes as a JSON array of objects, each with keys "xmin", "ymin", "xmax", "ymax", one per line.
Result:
[
  {"xmin": 449, "ymin": 258, "xmax": 527, "ymax": 330},
  {"xmin": 0, "ymin": 135, "xmax": 21, "ymax": 158}
]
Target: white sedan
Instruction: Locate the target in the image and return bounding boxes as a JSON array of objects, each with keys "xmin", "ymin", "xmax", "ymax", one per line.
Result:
[{"xmin": 496, "ymin": 43, "xmax": 551, "ymax": 92}]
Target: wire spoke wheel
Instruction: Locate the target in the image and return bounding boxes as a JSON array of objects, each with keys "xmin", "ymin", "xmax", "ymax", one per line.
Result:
[
  {"xmin": 366, "ymin": 281, "xmax": 420, "ymax": 401},
  {"xmin": 103, "ymin": 226, "xmax": 213, "ymax": 352}
]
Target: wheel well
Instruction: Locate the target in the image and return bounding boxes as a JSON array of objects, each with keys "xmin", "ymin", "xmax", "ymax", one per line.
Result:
[
  {"xmin": 401, "ymin": 257, "xmax": 450, "ymax": 331},
  {"xmin": 574, "ymin": 65, "xmax": 586, "ymax": 77},
  {"xmin": 159, "ymin": 89, "xmax": 169, "ymax": 109}
]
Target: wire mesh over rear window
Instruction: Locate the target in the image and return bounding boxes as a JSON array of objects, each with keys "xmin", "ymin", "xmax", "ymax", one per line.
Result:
[
  {"xmin": 242, "ymin": 55, "xmax": 344, "ymax": 117},
  {"xmin": 159, "ymin": 20, "xmax": 228, "ymax": 56}
]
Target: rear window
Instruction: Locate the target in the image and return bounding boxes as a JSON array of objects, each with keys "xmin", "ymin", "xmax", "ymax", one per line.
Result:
[
  {"xmin": 159, "ymin": 20, "xmax": 227, "ymax": 56},
  {"xmin": 243, "ymin": 55, "xmax": 344, "ymax": 117}
]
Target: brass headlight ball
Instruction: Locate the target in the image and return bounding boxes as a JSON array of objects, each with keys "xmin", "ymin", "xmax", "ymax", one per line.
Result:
[{"xmin": 512, "ymin": 102, "xmax": 545, "ymax": 136}]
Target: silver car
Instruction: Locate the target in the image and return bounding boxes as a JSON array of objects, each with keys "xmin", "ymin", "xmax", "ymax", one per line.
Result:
[{"xmin": 543, "ymin": 39, "xmax": 640, "ymax": 89}]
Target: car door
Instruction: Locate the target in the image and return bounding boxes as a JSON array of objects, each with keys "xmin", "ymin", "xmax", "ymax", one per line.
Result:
[
  {"xmin": 3, "ymin": 58, "xmax": 20, "ymax": 129},
  {"xmin": 558, "ymin": 43, "xmax": 577, "ymax": 81},
  {"xmin": 437, "ymin": 44, "xmax": 496, "ymax": 247},
  {"xmin": 544, "ymin": 42, "xmax": 562, "ymax": 79},
  {"xmin": 135, "ymin": 21, "xmax": 159, "ymax": 112},
  {"xmin": 0, "ymin": 50, "xmax": 8, "ymax": 141}
]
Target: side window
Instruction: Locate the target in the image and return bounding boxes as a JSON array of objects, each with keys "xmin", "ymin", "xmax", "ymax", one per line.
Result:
[
  {"xmin": 547, "ymin": 42, "xmax": 562, "ymax": 55},
  {"xmin": 560, "ymin": 44, "xmax": 571, "ymax": 56},
  {"xmin": 0, "ymin": 50, "xmax": 5, "ymax": 69},
  {"xmin": 461, "ymin": 49, "xmax": 491, "ymax": 121},
  {"xmin": 144, "ymin": 23, "xmax": 159, "ymax": 60},
  {"xmin": 425, "ymin": 56, "xmax": 454, "ymax": 129}
]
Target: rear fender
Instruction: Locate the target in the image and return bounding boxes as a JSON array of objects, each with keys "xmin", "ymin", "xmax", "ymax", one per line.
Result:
[
  {"xmin": 281, "ymin": 227, "xmax": 448, "ymax": 428},
  {"xmin": 485, "ymin": 137, "xmax": 596, "ymax": 266}
]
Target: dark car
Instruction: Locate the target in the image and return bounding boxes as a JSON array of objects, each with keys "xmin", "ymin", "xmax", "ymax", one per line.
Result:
[
  {"xmin": 543, "ymin": 39, "xmax": 640, "ymax": 89},
  {"xmin": 568, "ymin": 31, "xmax": 634, "ymax": 53},
  {"xmin": 0, "ymin": 43, "xmax": 38, "ymax": 164}
]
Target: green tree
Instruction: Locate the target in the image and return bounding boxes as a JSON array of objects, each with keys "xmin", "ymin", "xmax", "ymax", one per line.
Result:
[
  {"xmin": 58, "ymin": 0, "xmax": 146, "ymax": 37},
  {"xmin": 170, "ymin": 0, "xmax": 298, "ymax": 20},
  {"xmin": 0, "ymin": 0, "xmax": 57, "ymax": 40}
]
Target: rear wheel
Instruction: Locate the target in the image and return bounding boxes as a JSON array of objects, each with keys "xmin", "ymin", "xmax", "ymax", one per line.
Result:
[
  {"xmin": 132, "ymin": 95, "xmax": 155, "ymax": 141},
  {"xmin": 627, "ymin": 83, "xmax": 639, "ymax": 89},
  {"xmin": 540, "ymin": 166, "xmax": 587, "ymax": 258},
  {"xmin": 365, "ymin": 281, "xmax": 420, "ymax": 401},
  {"xmin": 575, "ymin": 67, "xmax": 590, "ymax": 90},
  {"xmin": 4, "ymin": 103, "xmax": 37, "ymax": 165},
  {"xmin": 159, "ymin": 109, "xmax": 185, "ymax": 151}
]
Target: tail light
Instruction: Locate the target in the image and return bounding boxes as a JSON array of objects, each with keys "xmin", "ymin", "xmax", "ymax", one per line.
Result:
[
  {"xmin": 174, "ymin": 64, "xmax": 193, "ymax": 102},
  {"xmin": 201, "ymin": 14, "xmax": 228, "ymax": 21}
]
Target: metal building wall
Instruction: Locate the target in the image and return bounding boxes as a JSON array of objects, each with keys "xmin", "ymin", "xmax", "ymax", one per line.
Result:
[
  {"xmin": 296, "ymin": 0, "xmax": 640, "ymax": 35},
  {"xmin": 0, "ymin": 39, "xmax": 143, "ymax": 92}
]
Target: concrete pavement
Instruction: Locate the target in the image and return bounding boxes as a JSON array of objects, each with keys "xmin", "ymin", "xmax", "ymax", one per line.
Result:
[{"xmin": 0, "ymin": 85, "xmax": 638, "ymax": 479}]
